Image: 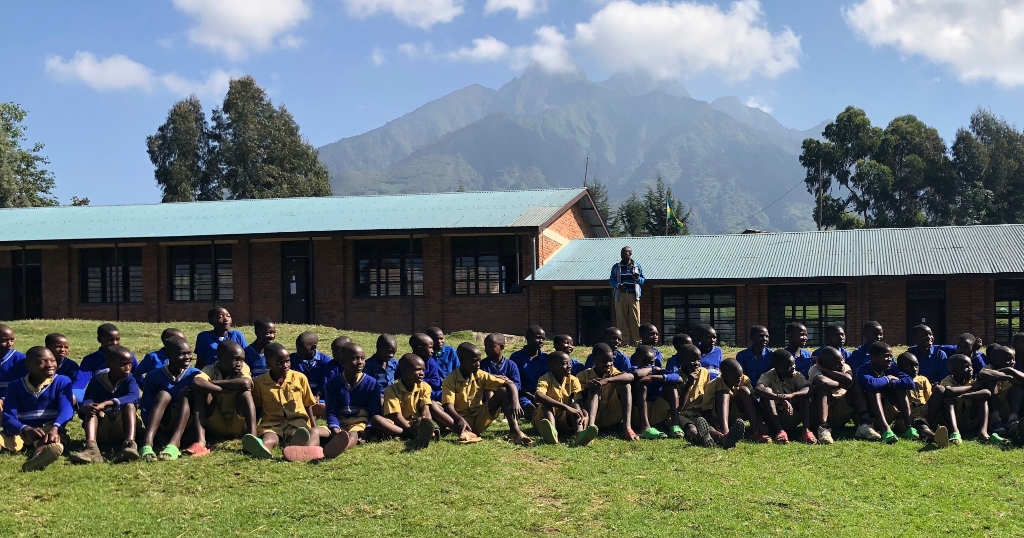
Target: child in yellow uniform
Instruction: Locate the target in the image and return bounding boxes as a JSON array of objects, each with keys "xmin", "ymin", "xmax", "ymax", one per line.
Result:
[
  {"xmin": 189, "ymin": 341, "xmax": 256, "ymax": 456},
  {"xmin": 700, "ymin": 358, "xmax": 759, "ymax": 449},
  {"xmin": 667, "ymin": 344, "xmax": 714, "ymax": 447},
  {"xmin": 378, "ymin": 354, "xmax": 457, "ymax": 448},
  {"xmin": 441, "ymin": 343, "xmax": 528, "ymax": 445},
  {"xmin": 244, "ymin": 343, "xmax": 330, "ymax": 461},
  {"xmin": 577, "ymin": 343, "xmax": 634, "ymax": 442},
  {"xmin": 890, "ymin": 352, "xmax": 945, "ymax": 446},
  {"xmin": 938, "ymin": 354, "xmax": 1003, "ymax": 446},
  {"xmin": 755, "ymin": 349, "xmax": 813, "ymax": 445},
  {"xmin": 807, "ymin": 347, "xmax": 855, "ymax": 445},
  {"xmin": 534, "ymin": 352, "xmax": 589, "ymax": 445}
]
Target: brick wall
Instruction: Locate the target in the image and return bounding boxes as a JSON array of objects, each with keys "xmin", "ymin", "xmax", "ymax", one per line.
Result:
[{"xmin": 946, "ymin": 278, "xmax": 993, "ymax": 344}]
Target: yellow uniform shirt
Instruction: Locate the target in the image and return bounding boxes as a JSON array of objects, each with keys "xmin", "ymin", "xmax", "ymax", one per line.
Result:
[
  {"xmin": 980, "ymin": 365, "xmax": 1015, "ymax": 394},
  {"xmin": 197, "ymin": 363, "xmax": 252, "ymax": 415},
  {"xmin": 575, "ymin": 366, "xmax": 623, "ymax": 402},
  {"xmin": 908, "ymin": 375, "xmax": 932, "ymax": 409},
  {"xmin": 536, "ymin": 372, "xmax": 582, "ymax": 404},
  {"xmin": 940, "ymin": 375, "xmax": 974, "ymax": 388},
  {"xmin": 252, "ymin": 370, "xmax": 316, "ymax": 429},
  {"xmin": 441, "ymin": 369, "xmax": 506, "ymax": 414},
  {"xmin": 756, "ymin": 370, "xmax": 808, "ymax": 394},
  {"xmin": 680, "ymin": 367, "xmax": 711, "ymax": 412},
  {"xmin": 700, "ymin": 374, "xmax": 751, "ymax": 411},
  {"xmin": 383, "ymin": 380, "xmax": 433, "ymax": 420},
  {"xmin": 807, "ymin": 363, "xmax": 852, "ymax": 399}
]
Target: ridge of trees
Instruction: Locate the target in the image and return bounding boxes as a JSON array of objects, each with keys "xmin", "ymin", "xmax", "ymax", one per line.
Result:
[{"xmin": 587, "ymin": 176, "xmax": 690, "ymax": 237}]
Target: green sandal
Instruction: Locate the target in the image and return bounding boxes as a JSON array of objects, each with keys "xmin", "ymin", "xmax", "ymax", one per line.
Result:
[
  {"xmin": 158, "ymin": 444, "xmax": 181, "ymax": 461},
  {"xmin": 670, "ymin": 425, "xmax": 684, "ymax": 439},
  {"xmin": 538, "ymin": 419, "xmax": 559, "ymax": 445},
  {"xmin": 242, "ymin": 434, "xmax": 273, "ymax": 459},
  {"xmin": 949, "ymin": 432, "xmax": 962, "ymax": 445},
  {"xmin": 576, "ymin": 425, "xmax": 599, "ymax": 446},
  {"xmin": 882, "ymin": 430, "xmax": 898, "ymax": 445},
  {"xmin": 987, "ymin": 433, "xmax": 1009, "ymax": 447},
  {"xmin": 140, "ymin": 445, "xmax": 157, "ymax": 461},
  {"xmin": 902, "ymin": 427, "xmax": 919, "ymax": 440},
  {"xmin": 640, "ymin": 427, "xmax": 666, "ymax": 440}
]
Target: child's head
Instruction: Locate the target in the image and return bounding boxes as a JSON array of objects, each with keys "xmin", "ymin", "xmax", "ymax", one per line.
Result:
[
  {"xmin": 861, "ymin": 321, "xmax": 883, "ymax": 345},
  {"xmin": 590, "ymin": 343, "xmax": 614, "ymax": 375},
  {"xmin": 672, "ymin": 334, "xmax": 693, "ymax": 352},
  {"xmin": 604, "ymin": 327, "xmax": 623, "ymax": 350},
  {"xmin": 639, "ymin": 323, "xmax": 660, "ymax": 346},
  {"xmin": 0, "ymin": 324, "xmax": 14, "ymax": 352},
  {"xmin": 631, "ymin": 345, "xmax": 657, "ymax": 369},
  {"xmin": 425, "ymin": 327, "xmax": 446, "ymax": 353},
  {"xmin": 161, "ymin": 328, "xmax": 185, "ymax": 348},
  {"xmin": 912, "ymin": 324, "xmax": 933, "ymax": 349},
  {"xmin": 265, "ymin": 343, "xmax": 291, "ymax": 377},
  {"xmin": 719, "ymin": 358, "xmax": 744, "ymax": 388},
  {"xmin": 208, "ymin": 307, "xmax": 232, "ymax": 330},
  {"xmin": 868, "ymin": 341, "xmax": 893, "ymax": 371},
  {"xmin": 678, "ymin": 344, "xmax": 701, "ymax": 373},
  {"xmin": 215, "ymin": 340, "xmax": 246, "ymax": 377},
  {"xmin": 164, "ymin": 336, "xmax": 193, "ymax": 370},
  {"xmin": 696, "ymin": 325, "xmax": 717, "ymax": 353},
  {"xmin": 375, "ymin": 333, "xmax": 397, "ymax": 359},
  {"xmin": 525, "ymin": 325, "xmax": 546, "ymax": 350},
  {"xmin": 456, "ymin": 342, "xmax": 482, "ymax": 373},
  {"xmin": 397, "ymin": 353, "xmax": 426, "ymax": 385},
  {"xmin": 25, "ymin": 346, "xmax": 56, "ymax": 380},
  {"xmin": 947, "ymin": 353, "xmax": 973, "ymax": 382},
  {"xmin": 547, "ymin": 351, "xmax": 572, "ymax": 378},
  {"xmin": 483, "ymin": 333, "xmax": 505, "ymax": 360},
  {"xmin": 748, "ymin": 325, "xmax": 769, "ymax": 349},
  {"xmin": 295, "ymin": 332, "xmax": 319, "ymax": 359},
  {"xmin": 104, "ymin": 345, "xmax": 135, "ymax": 381},
  {"xmin": 339, "ymin": 343, "xmax": 366, "ymax": 377},
  {"xmin": 44, "ymin": 333, "xmax": 69, "ymax": 361},
  {"xmin": 988, "ymin": 344, "xmax": 1015, "ymax": 369},
  {"xmin": 824, "ymin": 324, "xmax": 846, "ymax": 348},
  {"xmin": 955, "ymin": 333, "xmax": 977, "ymax": 356},
  {"xmin": 895, "ymin": 351, "xmax": 919, "ymax": 378},
  {"xmin": 410, "ymin": 333, "xmax": 434, "ymax": 360},
  {"xmin": 97, "ymin": 323, "xmax": 120, "ymax": 348},
  {"xmin": 816, "ymin": 346, "xmax": 844, "ymax": 371},
  {"xmin": 770, "ymin": 349, "xmax": 796, "ymax": 378},
  {"xmin": 253, "ymin": 318, "xmax": 276, "ymax": 343},
  {"xmin": 553, "ymin": 334, "xmax": 574, "ymax": 354},
  {"xmin": 331, "ymin": 336, "xmax": 351, "ymax": 359},
  {"xmin": 785, "ymin": 323, "xmax": 808, "ymax": 348}
]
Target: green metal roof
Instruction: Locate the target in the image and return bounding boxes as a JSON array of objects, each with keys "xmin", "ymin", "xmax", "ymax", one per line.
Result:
[
  {"xmin": 0, "ymin": 188, "xmax": 606, "ymax": 244},
  {"xmin": 530, "ymin": 224, "xmax": 1024, "ymax": 283}
]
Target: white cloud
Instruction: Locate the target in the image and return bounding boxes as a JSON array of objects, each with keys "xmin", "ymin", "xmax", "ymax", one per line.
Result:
[
  {"xmin": 45, "ymin": 52, "xmax": 233, "ymax": 97},
  {"xmin": 512, "ymin": 26, "xmax": 576, "ymax": 73},
  {"xmin": 845, "ymin": 0, "xmax": 1024, "ymax": 87},
  {"xmin": 745, "ymin": 96, "xmax": 772, "ymax": 113},
  {"xmin": 447, "ymin": 36, "xmax": 511, "ymax": 61},
  {"xmin": 484, "ymin": 0, "xmax": 547, "ymax": 19},
  {"xmin": 172, "ymin": 0, "xmax": 311, "ymax": 60},
  {"xmin": 574, "ymin": 0, "xmax": 801, "ymax": 80},
  {"xmin": 397, "ymin": 42, "xmax": 435, "ymax": 59},
  {"xmin": 371, "ymin": 47, "xmax": 387, "ymax": 65},
  {"xmin": 341, "ymin": 0, "xmax": 464, "ymax": 29}
]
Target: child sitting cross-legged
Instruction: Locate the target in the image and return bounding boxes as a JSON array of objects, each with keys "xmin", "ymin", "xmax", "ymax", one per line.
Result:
[
  {"xmin": 939, "ymin": 354, "xmax": 1006, "ymax": 446},
  {"xmin": 69, "ymin": 345, "xmax": 141, "ymax": 464},
  {"xmin": 376, "ymin": 354, "xmax": 458, "ymax": 449},
  {"xmin": 755, "ymin": 349, "xmax": 815, "ymax": 445},
  {"xmin": 534, "ymin": 351, "xmax": 591, "ymax": 445},
  {"xmin": 666, "ymin": 344, "xmax": 714, "ymax": 447},
  {"xmin": 807, "ymin": 346, "xmax": 856, "ymax": 445},
  {"xmin": 1, "ymin": 346, "xmax": 74, "ymax": 471},
  {"xmin": 631, "ymin": 345, "xmax": 684, "ymax": 440},
  {"xmin": 187, "ymin": 341, "xmax": 257, "ymax": 457},
  {"xmin": 441, "ymin": 343, "xmax": 530, "ymax": 446},
  {"xmin": 577, "ymin": 343, "xmax": 635, "ymax": 442}
]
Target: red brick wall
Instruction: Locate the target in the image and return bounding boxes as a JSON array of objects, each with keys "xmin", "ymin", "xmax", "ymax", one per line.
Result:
[{"xmin": 946, "ymin": 278, "xmax": 993, "ymax": 344}]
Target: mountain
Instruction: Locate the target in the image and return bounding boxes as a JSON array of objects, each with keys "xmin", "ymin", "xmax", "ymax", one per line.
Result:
[{"xmin": 318, "ymin": 66, "xmax": 827, "ymax": 233}]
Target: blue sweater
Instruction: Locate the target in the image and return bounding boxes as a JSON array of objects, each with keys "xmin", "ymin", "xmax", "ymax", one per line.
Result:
[
  {"xmin": 813, "ymin": 346, "xmax": 851, "ymax": 362},
  {"xmin": 937, "ymin": 345, "xmax": 986, "ymax": 372},
  {"xmin": 910, "ymin": 345, "xmax": 949, "ymax": 384},
  {"xmin": 848, "ymin": 344, "xmax": 872, "ymax": 373},
  {"xmin": 137, "ymin": 349, "xmax": 169, "ymax": 379},
  {"xmin": 432, "ymin": 346, "xmax": 460, "ymax": 381},
  {"xmin": 786, "ymin": 347, "xmax": 813, "ymax": 378},
  {"xmin": 424, "ymin": 357, "xmax": 444, "ymax": 401},
  {"xmin": 140, "ymin": 366, "xmax": 200, "ymax": 419},
  {"xmin": 2, "ymin": 375, "xmax": 75, "ymax": 433},
  {"xmin": 290, "ymin": 351, "xmax": 331, "ymax": 396},
  {"xmin": 74, "ymin": 348, "xmax": 142, "ymax": 394},
  {"xmin": 700, "ymin": 346, "xmax": 724, "ymax": 380},
  {"xmin": 735, "ymin": 347, "xmax": 772, "ymax": 384},
  {"xmin": 0, "ymin": 350, "xmax": 27, "ymax": 399},
  {"xmin": 856, "ymin": 362, "xmax": 916, "ymax": 393},
  {"xmin": 585, "ymin": 349, "xmax": 633, "ymax": 373},
  {"xmin": 83, "ymin": 371, "xmax": 140, "ymax": 409},
  {"xmin": 363, "ymin": 356, "xmax": 398, "ymax": 398},
  {"xmin": 194, "ymin": 330, "xmax": 248, "ymax": 368},
  {"xmin": 244, "ymin": 344, "xmax": 269, "ymax": 378},
  {"xmin": 324, "ymin": 373, "xmax": 382, "ymax": 430}
]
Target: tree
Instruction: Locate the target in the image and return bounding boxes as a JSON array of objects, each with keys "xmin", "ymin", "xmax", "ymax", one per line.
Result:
[
  {"xmin": 586, "ymin": 179, "xmax": 612, "ymax": 229},
  {"xmin": 0, "ymin": 102, "xmax": 57, "ymax": 208},
  {"xmin": 211, "ymin": 76, "xmax": 331, "ymax": 199},
  {"xmin": 69, "ymin": 196, "xmax": 90, "ymax": 206},
  {"xmin": 146, "ymin": 96, "xmax": 219, "ymax": 203},
  {"xmin": 641, "ymin": 175, "xmax": 689, "ymax": 236},
  {"xmin": 611, "ymin": 192, "xmax": 647, "ymax": 237}
]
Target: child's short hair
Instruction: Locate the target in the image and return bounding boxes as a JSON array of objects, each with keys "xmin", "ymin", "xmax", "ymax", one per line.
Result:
[
  {"xmin": 895, "ymin": 351, "xmax": 916, "ymax": 371},
  {"xmin": 679, "ymin": 344, "xmax": 701, "ymax": 362},
  {"xmin": 160, "ymin": 328, "xmax": 184, "ymax": 344},
  {"xmin": 217, "ymin": 340, "xmax": 244, "ymax": 361},
  {"xmin": 264, "ymin": 342, "xmax": 288, "ymax": 359},
  {"xmin": 824, "ymin": 324, "xmax": 844, "ymax": 337},
  {"xmin": 632, "ymin": 345, "xmax": 656, "ymax": 363},
  {"xmin": 948, "ymin": 353, "xmax": 971, "ymax": 369},
  {"xmin": 862, "ymin": 321, "xmax": 882, "ymax": 335},
  {"xmin": 25, "ymin": 346, "xmax": 50, "ymax": 364},
  {"xmin": 335, "ymin": 343, "xmax": 360, "ymax": 361},
  {"xmin": 525, "ymin": 325, "xmax": 545, "ymax": 338},
  {"xmin": 44, "ymin": 333, "xmax": 66, "ymax": 347},
  {"xmin": 484, "ymin": 332, "xmax": 506, "ymax": 347},
  {"xmin": 207, "ymin": 307, "xmax": 228, "ymax": 322},
  {"xmin": 869, "ymin": 341, "xmax": 892, "ymax": 357},
  {"xmin": 97, "ymin": 323, "xmax": 119, "ymax": 339},
  {"xmin": 376, "ymin": 333, "xmax": 396, "ymax": 349},
  {"xmin": 398, "ymin": 353, "xmax": 423, "ymax": 373},
  {"xmin": 720, "ymin": 358, "xmax": 742, "ymax": 377},
  {"xmin": 104, "ymin": 344, "xmax": 133, "ymax": 364},
  {"xmin": 770, "ymin": 348, "xmax": 793, "ymax": 367},
  {"xmin": 749, "ymin": 325, "xmax": 767, "ymax": 337},
  {"xmin": 253, "ymin": 317, "xmax": 273, "ymax": 334},
  {"xmin": 592, "ymin": 343, "xmax": 613, "ymax": 357},
  {"xmin": 547, "ymin": 351, "xmax": 570, "ymax": 367},
  {"xmin": 296, "ymin": 331, "xmax": 319, "ymax": 347},
  {"xmin": 912, "ymin": 324, "xmax": 931, "ymax": 337},
  {"xmin": 456, "ymin": 342, "xmax": 480, "ymax": 362},
  {"xmin": 165, "ymin": 335, "xmax": 189, "ymax": 353},
  {"xmin": 331, "ymin": 336, "xmax": 351, "ymax": 354},
  {"xmin": 0, "ymin": 323, "xmax": 12, "ymax": 335},
  {"xmin": 956, "ymin": 332, "xmax": 977, "ymax": 349},
  {"xmin": 553, "ymin": 334, "xmax": 572, "ymax": 347},
  {"xmin": 639, "ymin": 323, "xmax": 657, "ymax": 336},
  {"xmin": 817, "ymin": 346, "xmax": 844, "ymax": 367},
  {"xmin": 605, "ymin": 327, "xmax": 623, "ymax": 338},
  {"xmin": 672, "ymin": 334, "xmax": 692, "ymax": 350},
  {"xmin": 988, "ymin": 345, "xmax": 1013, "ymax": 366},
  {"xmin": 785, "ymin": 322, "xmax": 806, "ymax": 335},
  {"xmin": 426, "ymin": 326, "xmax": 444, "ymax": 338},
  {"xmin": 696, "ymin": 324, "xmax": 714, "ymax": 340}
]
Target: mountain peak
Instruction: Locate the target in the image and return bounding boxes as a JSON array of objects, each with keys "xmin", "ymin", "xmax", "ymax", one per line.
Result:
[
  {"xmin": 489, "ymin": 63, "xmax": 592, "ymax": 116},
  {"xmin": 600, "ymin": 71, "xmax": 690, "ymax": 99}
]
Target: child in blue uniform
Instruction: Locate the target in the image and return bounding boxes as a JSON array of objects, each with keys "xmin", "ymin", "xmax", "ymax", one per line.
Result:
[
  {"xmin": 244, "ymin": 318, "xmax": 276, "ymax": 378},
  {"xmin": 848, "ymin": 321, "xmax": 884, "ymax": 373},
  {"xmin": 696, "ymin": 325, "xmax": 723, "ymax": 380},
  {"xmin": 909, "ymin": 324, "xmax": 948, "ymax": 383},
  {"xmin": 784, "ymin": 323, "xmax": 813, "ymax": 378},
  {"xmin": 138, "ymin": 328, "xmax": 184, "ymax": 379},
  {"xmin": 140, "ymin": 336, "xmax": 200, "ymax": 461},
  {"xmin": 585, "ymin": 327, "xmax": 632, "ymax": 372},
  {"xmin": 639, "ymin": 324, "xmax": 664, "ymax": 365},
  {"xmin": 426, "ymin": 327, "xmax": 459, "ymax": 380},
  {"xmin": 363, "ymin": 334, "xmax": 398, "ymax": 399},
  {"xmin": 631, "ymin": 345, "xmax": 682, "ymax": 439},
  {"xmin": 480, "ymin": 332, "xmax": 522, "ymax": 399},
  {"xmin": 44, "ymin": 333, "xmax": 80, "ymax": 388},
  {"xmin": 813, "ymin": 324, "xmax": 850, "ymax": 363},
  {"xmin": 0, "ymin": 324, "xmax": 27, "ymax": 403},
  {"xmin": 322, "ymin": 343, "xmax": 385, "ymax": 458},
  {"xmin": 410, "ymin": 333, "xmax": 444, "ymax": 401},
  {"xmin": 856, "ymin": 341, "xmax": 916, "ymax": 444},
  {"xmin": 194, "ymin": 307, "xmax": 248, "ymax": 369},
  {"xmin": 290, "ymin": 331, "xmax": 331, "ymax": 398},
  {"xmin": 735, "ymin": 325, "xmax": 772, "ymax": 384},
  {"xmin": 1, "ymin": 346, "xmax": 74, "ymax": 471},
  {"xmin": 938, "ymin": 333, "xmax": 986, "ymax": 373},
  {"xmin": 74, "ymin": 323, "xmax": 141, "ymax": 401},
  {"xmin": 69, "ymin": 345, "xmax": 140, "ymax": 464},
  {"xmin": 510, "ymin": 325, "xmax": 547, "ymax": 414}
]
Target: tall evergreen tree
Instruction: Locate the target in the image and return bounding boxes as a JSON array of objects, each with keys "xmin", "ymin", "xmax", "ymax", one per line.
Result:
[
  {"xmin": 642, "ymin": 175, "xmax": 689, "ymax": 236},
  {"xmin": 586, "ymin": 179, "xmax": 612, "ymax": 228},
  {"xmin": 612, "ymin": 192, "xmax": 647, "ymax": 237},
  {"xmin": 146, "ymin": 96, "xmax": 218, "ymax": 202},
  {"xmin": 0, "ymin": 102, "xmax": 57, "ymax": 208}
]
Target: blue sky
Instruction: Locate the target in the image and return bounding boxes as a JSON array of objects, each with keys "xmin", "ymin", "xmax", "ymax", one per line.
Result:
[{"xmin": 4, "ymin": 0, "xmax": 1024, "ymax": 205}]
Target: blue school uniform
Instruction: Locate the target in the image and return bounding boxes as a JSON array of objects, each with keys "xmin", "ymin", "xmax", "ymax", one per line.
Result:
[
  {"xmin": 911, "ymin": 345, "xmax": 948, "ymax": 384},
  {"xmin": 813, "ymin": 346, "xmax": 851, "ymax": 362},
  {"xmin": 290, "ymin": 351, "xmax": 331, "ymax": 396},
  {"xmin": 424, "ymin": 357, "xmax": 444, "ymax": 401},
  {"xmin": 510, "ymin": 348, "xmax": 545, "ymax": 405},
  {"xmin": 786, "ymin": 347, "xmax": 813, "ymax": 378},
  {"xmin": 700, "ymin": 346, "xmax": 724, "ymax": 380},
  {"xmin": 83, "ymin": 371, "xmax": 140, "ymax": 409},
  {"xmin": 363, "ymin": 356, "xmax": 398, "ymax": 398},
  {"xmin": 856, "ymin": 362, "xmax": 915, "ymax": 393},
  {"xmin": 243, "ymin": 344, "xmax": 269, "ymax": 378},
  {"xmin": 848, "ymin": 344, "xmax": 872, "ymax": 373},
  {"xmin": 642, "ymin": 366, "xmax": 680, "ymax": 401},
  {"xmin": 74, "ymin": 348, "xmax": 141, "ymax": 402},
  {"xmin": 137, "ymin": 349, "xmax": 169, "ymax": 379},
  {"xmin": 585, "ymin": 349, "xmax": 633, "ymax": 373},
  {"xmin": 194, "ymin": 330, "xmax": 248, "ymax": 368},
  {"xmin": 0, "ymin": 349, "xmax": 27, "ymax": 400},
  {"xmin": 481, "ymin": 356, "xmax": 522, "ymax": 403},
  {"xmin": 140, "ymin": 365, "xmax": 200, "ymax": 422},
  {"xmin": 937, "ymin": 345, "xmax": 986, "ymax": 372},
  {"xmin": 735, "ymin": 347, "xmax": 772, "ymax": 384},
  {"xmin": 2, "ymin": 374, "xmax": 75, "ymax": 433},
  {"xmin": 432, "ymin": 345, "xmax": 460, "ymax": 380},
  {"xmin": 324, "ymin": 373, "xmax": 382, "ymax": 431}
]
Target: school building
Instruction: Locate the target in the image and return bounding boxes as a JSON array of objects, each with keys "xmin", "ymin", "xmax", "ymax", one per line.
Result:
[{"xmin": 1, "ymin": 188, "xmax": 1022, "ymax": 347}]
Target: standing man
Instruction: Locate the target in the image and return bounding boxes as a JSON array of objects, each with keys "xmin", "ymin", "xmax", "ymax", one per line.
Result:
[{"xmin": 610, "ymin": 246, "xmax": 645, "ymax": 346}]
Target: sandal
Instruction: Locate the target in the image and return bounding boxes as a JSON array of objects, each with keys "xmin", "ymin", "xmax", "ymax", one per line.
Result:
[
  {"xmin": 242, "ymin": 434, "xmax": 273, "ymax": 459},
  {"xmin": 158, "ymin": 444, "xmax": 181, "ymax": 461},
  {"xmin": 722, "ymin": 419, "xmax": 745, "ymax": 449},
  {"xmin": 289, "ymin": 427, "xmax": 311, "ymax": 447},
  {"xmin": 140, "ymin": 445, "xmax": 157, "ymax": 461},
  {"xmin": 183, "ymin": 442, "xmax": 211, "ymax": 457},
  {"xmin": 575, "ymin": 425, "xmax": 599, "ymax": 446},
  {"xmin": 933, "ymin": 426, "xmax": 949, "ymax": 448},
  {"xmin": 506, "ymin": 431, "xmax": 534, "ymax": 447},
  {"xmin": 949, "ymin": 432, "xmax": 962, "ymax": 445},
  {"xmin": 622, "ymin": 428, "xmax": 640, "ymax": 442},
  {"xmin": 283, "ymin": 445, "xmax": 325, "ymax": 462},
  {"xmin": 415, "ymin": 419, "xmax": 436, "ymax": 449},
  {"xmin": 640, "ymin": 427, "xmax": 666, "ymax": 440},
  {"xmin": 669, "ymin": 425, "xmax": 684, "ymax": 439},
  {"xmin": 694, "ymin": 417, "xmax": 714, "ymax": 448},
  {"xmin": 457, "ymin": 431, "xmax": 483, "ymax": 445},
  {"xmin": 537, "ymin": 419, "xmax": 559, "ymax": 445}
]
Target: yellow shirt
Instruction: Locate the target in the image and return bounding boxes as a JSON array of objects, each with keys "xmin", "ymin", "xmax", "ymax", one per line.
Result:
[
  {"xmin": 981, "ymin": 365, "xmax": 1014, "ymax": 393},
  {"xmin": 757, "ymin": 370, "xmax": 808, "ymax": 394},
  {"xmin": 252, "ymin": 370, "xmax": 316, "ymax": 428},
  {"xmin": 940, "ymin": 375, "xmax": 974, "ymax": 388},
  {"xmin": 575, "ymin": 366, "xmax": 623, "ymax": 402},
  {"xmin": 807, "ymin": 363, "xmax": 852, "ymax": 399},
  {"xmin": 908, "ymin": 375, "xmax": 932, "ymax": 408},
  {"xmin": 700, "ymin": 374, "xmax": 751, "ymax": 411},
  {"xmin": 441, "ymin": 369, "xmax": 506, "ymax": 414},
  {"xmin": 196, "ymin": 362, "xmax": 252, "ymax": 382},
  {"xmin": 535, "ymin": 372, "xmax": 582, "ymax": 404},
  {"xmin": 383, "ymin": 380, "xmax": 433, "ymax": 420},
  {"xmin": 680, "ymin": 367, "xmax": 711, "ymax": 412}
]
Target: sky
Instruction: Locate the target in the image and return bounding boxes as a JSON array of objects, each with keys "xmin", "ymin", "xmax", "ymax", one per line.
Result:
[{"xmin": 4, "ymin": 0, "xmax": 1024, "ymax": 205}]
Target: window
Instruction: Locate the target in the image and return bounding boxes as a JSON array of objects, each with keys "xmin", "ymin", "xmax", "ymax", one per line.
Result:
[
  {"xmin": 354, "ymin": 239, "xmax": 423, "ymax": 297},
  {"xmin": 662, "ymin": 288, "xmax": 737, "ymax": 346},
  {"xmin": 168, "ymin": 245, "xmax": 233, "ymax": 302},
  {"xmin": 768, "ymin": 285, "xmax": 846, "ymax": 347},
  {"xmin": 452, "ymin": 236, "xmax": 520, "ymax": 295},
  {"xmin": 79, "ymin": 248, "xmax": 143, "ymax": 303},
  {"xmin": 996, "ymin": 280, "xmax": 1024, "ymax": 344}
]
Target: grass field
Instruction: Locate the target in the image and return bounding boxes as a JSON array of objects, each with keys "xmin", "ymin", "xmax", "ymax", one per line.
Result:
[{"xmin": 0, "ymin": 320, "xmax": 1015, "ymax": 537}]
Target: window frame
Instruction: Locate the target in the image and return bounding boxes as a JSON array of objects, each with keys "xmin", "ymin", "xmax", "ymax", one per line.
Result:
[
  {"xmin": 661, "ymin": 287, "xmax": 738, "ymax": 346},
  {"xmin": 167, "ymin": 244, "xmax": 233, "ymax": 302},
  {"xmin": 79, "ymin": 247, "xmax": 144, "ymax": 304},
  {"xmin": 767, "ymin": 284, "xmax": 847, "ymax": 347},
  {"xmin": 451, "ymin": 236, "xmax": 521, "ymax": 296},
  {"xmin": 995, "ymin": 280, "xmax": 1024, "ymax": 344},
  {"xmin": 353, "ymin": 238, "xmax": 424, "ymax": 297}
]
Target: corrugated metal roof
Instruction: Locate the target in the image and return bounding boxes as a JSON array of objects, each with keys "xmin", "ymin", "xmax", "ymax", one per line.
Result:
[
  {"xmin": 0, "ymin": 188, "xmax": 595, "ymax": 243},
  {"xmin": 530, "ymin": 224, "xmax": 1024, "ymax": 282}
]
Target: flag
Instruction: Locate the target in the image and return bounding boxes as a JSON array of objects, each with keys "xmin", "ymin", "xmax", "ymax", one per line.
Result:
[{"xmin": 666, "ymin": 201, "xmax": 686, "ymax": 231}]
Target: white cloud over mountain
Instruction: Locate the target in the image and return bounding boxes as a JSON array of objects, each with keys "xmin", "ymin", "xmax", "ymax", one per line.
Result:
[
  {"xmin": 341, "ymin": 0, "xmax": 464, "ymax": 29},
  {"xmin": 172, "ymin": 0, "xmax": 311, "ymax": 60},
  {"xmin": 45, "ymin": 52, "xmax": 233, "ymax": 97}
]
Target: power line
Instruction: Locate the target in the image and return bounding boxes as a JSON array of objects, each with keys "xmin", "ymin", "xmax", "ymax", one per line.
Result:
[{"xmin": 716, "ymin": 177, "xmax": 808, "ymax": 234}]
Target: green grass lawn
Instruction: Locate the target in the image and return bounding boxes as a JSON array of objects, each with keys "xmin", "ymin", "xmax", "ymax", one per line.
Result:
[{"xmin": 0, "ymin": 320, "xmax": 1002, "ymax": 537}]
